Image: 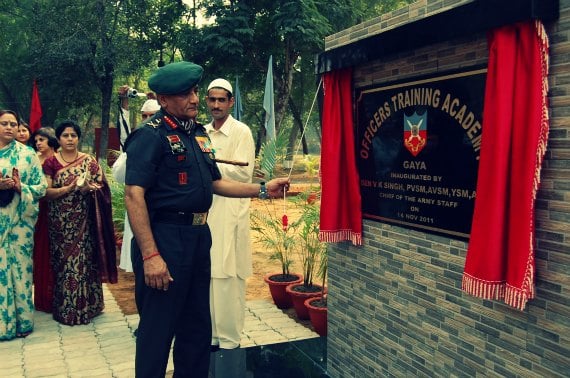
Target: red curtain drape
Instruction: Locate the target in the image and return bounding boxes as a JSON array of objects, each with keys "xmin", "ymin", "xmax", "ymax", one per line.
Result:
[
  {"xmin": 319, "ymin": 67, "xmax": 362, "ymax": 245},
  {"xmin": 462, "ymin": 20, "xmax": 550, "ymax": 311}
]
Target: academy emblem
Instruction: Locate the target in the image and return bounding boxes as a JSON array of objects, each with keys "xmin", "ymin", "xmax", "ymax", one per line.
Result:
[{"xmin": 403, "ymin": 111, "xmax": 427, "ymax": 156}]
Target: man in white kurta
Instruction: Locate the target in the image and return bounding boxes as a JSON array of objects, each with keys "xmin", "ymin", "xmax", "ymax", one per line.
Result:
[{"xmin": 205, "ymin": 79, "xmax": 255, "ymax": 351}]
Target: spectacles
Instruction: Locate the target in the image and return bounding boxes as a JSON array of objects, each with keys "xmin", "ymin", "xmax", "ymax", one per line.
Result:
[{"xmin": 0, "ymin": 121, "xmax": 18, "ymax": 127}]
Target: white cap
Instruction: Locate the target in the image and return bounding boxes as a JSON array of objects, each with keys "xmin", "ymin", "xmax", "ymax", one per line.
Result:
[
  {"xmin": 140, "ymin": 99, "xmax": 161, "ymax": 113},
  {"xmin": 207, "ymin": 78, "xmax": 233, "ymax": 95}
]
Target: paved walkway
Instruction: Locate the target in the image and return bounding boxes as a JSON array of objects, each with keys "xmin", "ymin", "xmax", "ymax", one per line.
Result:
[{"xmin": 0, "ymin": 285, "xmax": 318, "ymax": 377}]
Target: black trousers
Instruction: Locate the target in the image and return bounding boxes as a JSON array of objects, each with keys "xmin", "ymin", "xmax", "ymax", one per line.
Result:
[{"xmin": 132, "ymin": 222, "xmax": 212, "ymax": 378}]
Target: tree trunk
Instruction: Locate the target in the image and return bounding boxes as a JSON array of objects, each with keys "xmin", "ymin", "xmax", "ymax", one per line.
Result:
[
  {"xmin": 95, "ymin": 0, "xmax": 115, "ymax": 163},
  {"xmin": 99, "ymin": 73, "xmax": 113, "ymax": 162},
  {"xmin": 274, "ymin": 41, "xmax": 297, "ymax": 134}
]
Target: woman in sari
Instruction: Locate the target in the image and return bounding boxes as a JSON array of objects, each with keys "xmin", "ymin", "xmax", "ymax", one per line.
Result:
[
  {"xmin": 0, "ymin": 109, "xmax": 47, "ymax": 340},
  {"xmin": 32, "ymin": 127, "xmax": 59, "ymax": 313},
  {"xmin": 43, "ymin": 120, "xmax": 117, "ymax": 326}
]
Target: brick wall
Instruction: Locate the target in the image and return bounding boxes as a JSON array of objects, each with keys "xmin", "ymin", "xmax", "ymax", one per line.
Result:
[
  {"xmin": 326, "ymin": 1, "xmax": 570, "ymax": 377},
  {"xmin": 324, "ymin": 0, "xmax": 475, "ymax": 51}
]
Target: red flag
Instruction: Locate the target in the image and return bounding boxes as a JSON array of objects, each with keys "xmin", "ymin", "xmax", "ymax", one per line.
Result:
[{"xmin": 29, "ymin": 80, "xmax": 43, "ymax": 132}]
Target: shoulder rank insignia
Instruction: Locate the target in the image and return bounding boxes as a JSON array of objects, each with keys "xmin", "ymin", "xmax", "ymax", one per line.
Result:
[
  {"xmin": 163, "ymin": 115, "xmax": 179, "ymax": 130},
  {"xmin": 147, "ymin": 118, "xmax": 162, "ymax": 129},
  {"xmin": 166, "ymin": 134, "xmax": 187, "ymax": 154}
]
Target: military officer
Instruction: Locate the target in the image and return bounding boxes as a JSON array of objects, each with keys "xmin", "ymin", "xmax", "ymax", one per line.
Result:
[{"xmin": 124, "ymin": 61, "xmax": 289, "ymax": 378}]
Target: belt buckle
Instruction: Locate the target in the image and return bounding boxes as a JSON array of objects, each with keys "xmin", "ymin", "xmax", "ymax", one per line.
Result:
[{"xmin": 192, "ymin": 212, "xmax": 207, "ymax": 225}]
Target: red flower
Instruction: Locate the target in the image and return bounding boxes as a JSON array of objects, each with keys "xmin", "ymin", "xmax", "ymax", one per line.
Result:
[{"xmin": 282, "ymin": 214, "xmax": 288, "ymax": 231}]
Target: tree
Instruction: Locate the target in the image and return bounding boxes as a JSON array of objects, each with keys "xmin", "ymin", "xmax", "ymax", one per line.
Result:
[
  {"xmin": 181, "ymin": 0, "xmax": 413, "ymax": 156},
  {"xmin": 0, "ymin": 0, "xmax": 191, "ymax": 157},
  {"xmin": 0, "ymin": 0, "xmax": 413, "ymax": 157}
]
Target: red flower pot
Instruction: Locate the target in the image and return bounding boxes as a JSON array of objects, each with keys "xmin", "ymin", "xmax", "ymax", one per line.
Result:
[
  {"xmin": 304, "ymin": 296, "xmax": 327, "ymax": 336},
  {"xmin": 263, "ymin": 273, "xmax": 303, "ymax": 309},
  {"xmin": 286, "ymin": 283, "xmax": 325, "ymax": 320}
]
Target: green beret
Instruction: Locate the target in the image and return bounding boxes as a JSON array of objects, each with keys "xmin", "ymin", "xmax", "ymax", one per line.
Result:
[{"xmin": 148, "ymin": 61, "xmax": 204, "ymax": 95}]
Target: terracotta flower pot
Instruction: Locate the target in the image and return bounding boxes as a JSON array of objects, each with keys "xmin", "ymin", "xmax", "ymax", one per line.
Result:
[
  {"xmin": 263, "ymin": 273, "xmax": 303, "ymax": 309},
  {"xmin": 304, "ymin": 296, "xmax": 327, "ymax": 336},
  {"xmin": 286, "ymin": 283, "xmax": 325, "ymax": 320}
]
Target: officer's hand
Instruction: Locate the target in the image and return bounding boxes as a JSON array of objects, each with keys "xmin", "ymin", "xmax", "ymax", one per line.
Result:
[
  {"xmin": 266, "ymin": 177, "xmax": 291, "ymax": 198},
  {"xmin": 143, "ymin": 255, "xmax": 174, "ymax": 291}
]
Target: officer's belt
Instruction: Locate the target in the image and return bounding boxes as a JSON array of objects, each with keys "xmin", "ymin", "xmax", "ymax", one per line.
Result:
[{"xmin": 153, "ymin": 211, "xmax": 208, "ymax": 226}]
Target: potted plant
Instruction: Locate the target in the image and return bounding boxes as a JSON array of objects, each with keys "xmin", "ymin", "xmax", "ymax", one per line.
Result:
[
  {"xmin": 285, "ymin": 196, "xmax": 327, "ymax": 320},
  {"xmin": 304, "ymin": 243, "xmax": 327, "ymax": 336},
  {"xmin": 251, "ymin": 132, "xmax": 303, "ymax": 309},
  {"xmin": 251, "ymin": 204, "xmax": 302, "ymax": 309}
]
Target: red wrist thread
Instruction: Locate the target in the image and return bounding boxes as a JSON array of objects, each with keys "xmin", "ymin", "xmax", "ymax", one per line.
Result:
[{"xmin": 143, "ymin": 252, "xmax": 161, "ymax": 262}]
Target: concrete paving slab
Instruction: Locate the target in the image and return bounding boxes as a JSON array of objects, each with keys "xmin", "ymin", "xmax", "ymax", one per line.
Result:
[{"xmin": 0, "ymin": 284, "xmax": 317, "ymax": 377}]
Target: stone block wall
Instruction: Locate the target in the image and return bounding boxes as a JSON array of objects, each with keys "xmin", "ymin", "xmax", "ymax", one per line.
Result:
[
  {"xmin": 324, "ymin": 0, "xmax": 475, "ymax": 51},
  {"xmin": 326, "ymin": 1, "xmax": 570, "ymax": 377}
]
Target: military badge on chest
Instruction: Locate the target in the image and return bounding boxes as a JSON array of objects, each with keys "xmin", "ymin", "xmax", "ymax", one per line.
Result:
[
  {"xmin": 166, "ymin": 135, "xmax": 187, "ymax": 155},
  {"xmin": 165, "ymin": 134, "xmax": 189, "ymax": 185},
  {"xmin": 195, "ymin": 136, "xmax": 216, "ymax": 160}
]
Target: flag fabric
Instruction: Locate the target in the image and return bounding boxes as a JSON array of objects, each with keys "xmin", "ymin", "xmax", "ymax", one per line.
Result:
[
  {"xmin": 319, "ymin": 67, "xmax": 362, "ymax": 245},
  {"xmin": 29, "ymin": 80, "xmax": 43, "ymax": 132},
  {"xmin": 233, "ymin": 77, "xmax": 243, "ymax": 121},
  {"xmin": 462, "ymin": 20, "xmax": 550, "ymax": 311},
  {"xmin": 263, "ymin": 55, "xmax": 276, "ymax": 140}
]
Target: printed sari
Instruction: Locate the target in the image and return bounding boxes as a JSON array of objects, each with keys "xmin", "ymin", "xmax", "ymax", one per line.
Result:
[
  {"xmin": 44, "ymin": 153, "xmax": 117, "ymax": 325},
  {"xmin": 0, "ymin": 141, "xmax": 47, "ymax": 340}
]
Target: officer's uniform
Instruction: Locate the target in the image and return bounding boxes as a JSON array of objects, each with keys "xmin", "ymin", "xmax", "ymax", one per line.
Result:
[{"xmin": 126, "ymin": 104, "xmax": 221, "ymax": 375}]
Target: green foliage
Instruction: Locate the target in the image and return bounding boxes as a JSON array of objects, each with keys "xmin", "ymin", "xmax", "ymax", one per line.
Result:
[
  {"xmin": 317, "ymin": 242, "xmax": 328, "ymax": 301},
  {"xmin": 294, "ymin": 196, "xmax": 326, "ymax": 288},
  {"xmin": 251, "ymin": 202, "xmax": 298, "ymax": 277},
  {"xmin": 252, "ymin": 187, "xmax": 327, "ymax": 288},
  {"xmin": 256, "ymin": 129, "xmax": 289, "ymax": 180},
  {"xmin": 0, "ymin": 0, "xmax": 413, "ymax": 158},
  {"xmin": 303, "ymin": 155, "xmax": 320, "ymax": 178}
]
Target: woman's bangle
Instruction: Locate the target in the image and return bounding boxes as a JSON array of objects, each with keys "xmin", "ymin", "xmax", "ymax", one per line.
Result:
[{"xmin": 143, "ymin": 252, "xmax": 161, "ymax": 262}]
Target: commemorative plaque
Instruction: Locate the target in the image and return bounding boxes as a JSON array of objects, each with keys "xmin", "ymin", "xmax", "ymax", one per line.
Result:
[{"xmin": 355, "ymin": 68, "xmax": 486, "ymax": 239}]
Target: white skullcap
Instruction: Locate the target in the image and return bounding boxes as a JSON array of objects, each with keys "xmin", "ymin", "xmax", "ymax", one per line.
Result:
[
  {"xmin": 207, "ymin": 78, "xmax": 233, "ymax": 95},
  {"xmin": 140, "ymin": 99, "xmax": 161, "ymax": 113}
]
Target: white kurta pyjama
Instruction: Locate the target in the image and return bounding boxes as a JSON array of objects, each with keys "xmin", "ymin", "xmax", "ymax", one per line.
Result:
[{"xmin": 206, "ymin": 115, "xmax": 255, "ymax": 349}]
